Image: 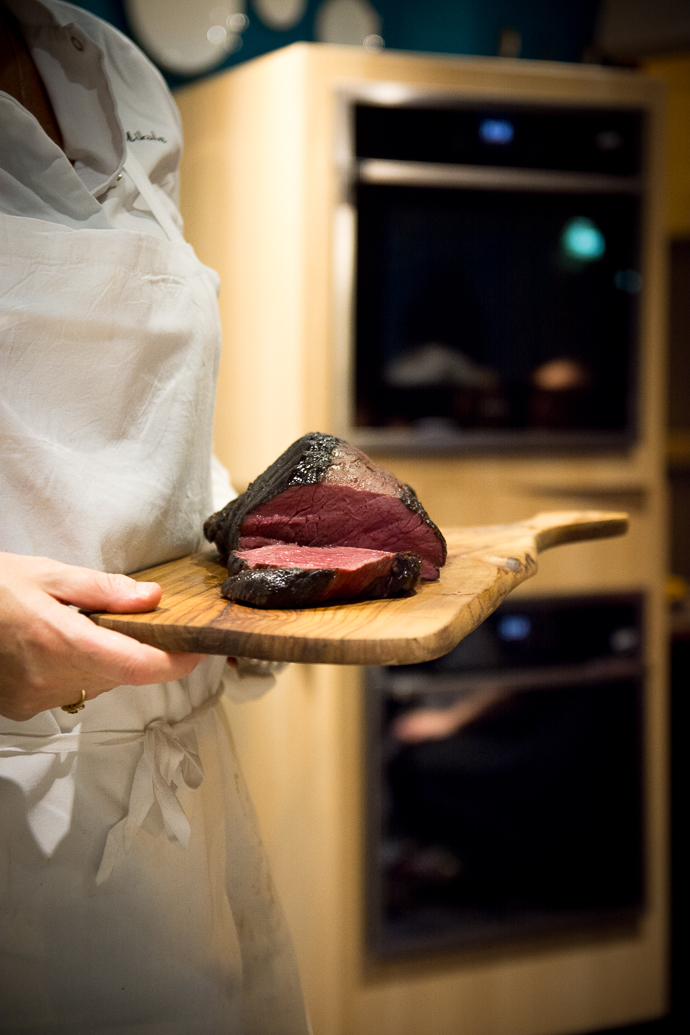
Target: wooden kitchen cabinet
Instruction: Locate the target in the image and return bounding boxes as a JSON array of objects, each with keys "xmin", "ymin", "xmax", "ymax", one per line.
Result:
[{"xmin": 176, "ymin": 46, "xmax": 668, "ymax": 1035}]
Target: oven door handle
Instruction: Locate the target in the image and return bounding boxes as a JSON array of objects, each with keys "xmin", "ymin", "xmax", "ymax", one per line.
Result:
[
  {"xmin": 383, "ymin": 656, "xmax": 645, "ymax": 700},
  {"xmin": 356, "ymin": 159, "xmax": 642, "ymax": 195}
]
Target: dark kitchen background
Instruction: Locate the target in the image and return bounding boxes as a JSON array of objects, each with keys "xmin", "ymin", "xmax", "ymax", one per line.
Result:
[{"xmin": 70, "ymin": 3, "xmax": 689, "ymax": 1035}]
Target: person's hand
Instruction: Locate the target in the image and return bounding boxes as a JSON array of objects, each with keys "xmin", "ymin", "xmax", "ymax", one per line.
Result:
[
  {"xmin": 0, "ymin": 553, "xmax": 208, "ymax": 721},
  {"xmin": 390, "ymin": 685, "xmax": 509, "ymax": 743}
]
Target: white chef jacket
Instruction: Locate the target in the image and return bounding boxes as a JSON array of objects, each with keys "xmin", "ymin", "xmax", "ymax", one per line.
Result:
[
  {"xmin": 0, "ymin": 3, "xmax": 309, "ymax": 1032},
  {"xmin": 1, "ymin": 0, "xmax": 182, "ymax": 236}
]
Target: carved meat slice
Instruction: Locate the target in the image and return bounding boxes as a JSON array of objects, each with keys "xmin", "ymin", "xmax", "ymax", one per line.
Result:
[
  {"xmin": 205, "ymin": 433, "xmax": 447, "ymax": 581},
  {"xmin": 220, "ymin": 544, "xmax": 422, "ymax": 609}
]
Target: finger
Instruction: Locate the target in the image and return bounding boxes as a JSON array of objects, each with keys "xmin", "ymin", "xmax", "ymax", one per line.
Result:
[
  {"xmin": 1, "ymin": 617, "xmax": 208, "ymax": 721},
  {"xmin": 64, "ymin": 608, "xmax": 209, "ymax": 686}
]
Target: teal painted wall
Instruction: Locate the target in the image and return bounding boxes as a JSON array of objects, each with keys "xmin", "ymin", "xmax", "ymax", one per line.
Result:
[{"xmin": 71, "ymin": 1, "xmax": 599, "ymax": 87}]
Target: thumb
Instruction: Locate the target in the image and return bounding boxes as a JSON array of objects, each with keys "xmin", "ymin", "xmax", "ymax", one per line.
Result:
[{"xmin": 41, "ymin": 564, "xmax": 162, "ymax": 614}]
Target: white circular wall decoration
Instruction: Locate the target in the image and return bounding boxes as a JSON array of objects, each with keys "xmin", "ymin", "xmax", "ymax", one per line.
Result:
[
  {"xmin": 252, "ymin": 0, "xmax": 307, "ymax": 31},
  {"xmin": 315, "ymin": 0, "xmax": 383, "ymax": 47},
  {"xmin": 125, "ymin": 0, "xmax": 248, "ymax": 75}
]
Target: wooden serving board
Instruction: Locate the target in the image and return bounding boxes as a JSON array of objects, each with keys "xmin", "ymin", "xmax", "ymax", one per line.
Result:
[{"xmin": 88, "ymin": 511, "xmax": 627, "ymax": 666}]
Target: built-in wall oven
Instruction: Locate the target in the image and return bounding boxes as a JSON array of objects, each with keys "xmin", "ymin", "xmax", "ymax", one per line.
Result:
[
  {"xmin": 336, "ymin": 95, "xmax": 644, "ymax": 452},
  {"xmin": 365, "ymin": 593, "xmax": 645, "ymax": 958}
]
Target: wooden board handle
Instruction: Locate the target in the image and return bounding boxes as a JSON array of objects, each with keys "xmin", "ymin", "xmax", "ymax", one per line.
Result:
[{"xmin": 528, "ymin": 511, "xmax": 629, "ymax": 553}]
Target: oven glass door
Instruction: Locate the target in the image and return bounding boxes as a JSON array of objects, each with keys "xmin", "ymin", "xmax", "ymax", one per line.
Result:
[
  {"xmin": 355, "ymin": 183, "xmax": 641, "ymax": 448},
  {"xmin": 365, "ymin": 595, "xmax": 645, "ymax": 958}
]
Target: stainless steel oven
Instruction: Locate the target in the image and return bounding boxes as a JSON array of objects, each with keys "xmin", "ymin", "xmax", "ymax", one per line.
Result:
[
  {"xmin": 365, "ymin": 593, "xmax": 645, "ymax": 958},
  {"xmin": 335, "ymin": 94, "xmax": 645, "ymax": 453}
]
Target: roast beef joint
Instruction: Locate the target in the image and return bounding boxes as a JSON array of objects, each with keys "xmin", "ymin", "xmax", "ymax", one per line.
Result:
[{"xmin": 204, "ymin": 433, "xmax": 446, "ymax": 608}]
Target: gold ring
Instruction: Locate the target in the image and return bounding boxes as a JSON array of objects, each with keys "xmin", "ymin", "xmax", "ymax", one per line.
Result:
[{"xmin": 61, "ymin": 689, "xmax": 87, "ymax": 714}]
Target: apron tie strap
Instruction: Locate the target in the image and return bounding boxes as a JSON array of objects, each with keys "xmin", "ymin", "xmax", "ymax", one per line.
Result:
[
  {"xmin": 122, "ymin": 149, "xmax": 186, "ymax": 244},
  {"xmin": 0, "ymin": 693, "xmax": 222, "ymax": 884}
]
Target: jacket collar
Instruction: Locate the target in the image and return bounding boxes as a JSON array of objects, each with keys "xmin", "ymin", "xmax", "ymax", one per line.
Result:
[{"xmin": 2, "ymin": 0, "xmax": 125, "ymax": 196}]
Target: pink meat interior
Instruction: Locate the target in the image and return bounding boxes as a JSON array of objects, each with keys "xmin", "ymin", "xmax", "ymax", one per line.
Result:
[
  {"xmin": 238, "ymin": 484, "xmax": 443, "ymax": 579},
  {"xmin": 235, "ymin": 544, "xmax": 394, "ymax": 571}
]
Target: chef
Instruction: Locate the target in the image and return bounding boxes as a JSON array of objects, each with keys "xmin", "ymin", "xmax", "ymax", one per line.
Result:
[{"xmin": 0, "ymin": 1, "xmax": 309, "ymax": 1031}]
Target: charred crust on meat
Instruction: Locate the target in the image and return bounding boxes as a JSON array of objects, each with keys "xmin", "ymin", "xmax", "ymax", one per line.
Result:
[
  {"xmin": 354, "ymin": 551, "xmax": 422, "ymax": 601},
  {"xmin": 204, "ymin": 433, "xmax": 341, "ymax": 563},
  {"xmin": 221, "ymin": 568, "xmax": 337, "ymax": 609},
  {"xmin": 225, "ymin": 553, "xmax": 248, "ymax": 575},
  {"xmin": 399, "ymin": 482, "xmax": 447, "ymax": 561}
]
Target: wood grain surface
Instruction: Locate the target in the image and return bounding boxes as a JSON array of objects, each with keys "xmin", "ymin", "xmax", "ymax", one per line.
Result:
[{"xmin": 88, "ymin": 511, "xmax": 628, "ymax": 665}]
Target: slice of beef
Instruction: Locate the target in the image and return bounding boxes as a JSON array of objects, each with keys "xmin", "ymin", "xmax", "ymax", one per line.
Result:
[
  {"xmin": 205, "ymin": 433, "xmax": 446, "ymax": 580},
  {"xmin": 220, "ymin": 544, "xmax": 422, "ymax": 608}
]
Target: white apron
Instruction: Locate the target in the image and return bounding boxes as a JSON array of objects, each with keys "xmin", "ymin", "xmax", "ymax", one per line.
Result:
[{"xmin": 0, "ymin": 156, "xmax": 308, "ymax": 1034}]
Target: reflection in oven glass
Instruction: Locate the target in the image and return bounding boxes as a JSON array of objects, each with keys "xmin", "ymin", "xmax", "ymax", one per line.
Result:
[
  {"xmin": 366, "ymin": 595, "xmax": 645, "ymax": 957},
  {"xmin": 356, "ymin": 187, "xmax": 640, "ymax": 439}
]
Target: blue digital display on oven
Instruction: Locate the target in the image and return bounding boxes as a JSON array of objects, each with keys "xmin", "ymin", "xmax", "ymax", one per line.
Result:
[
  {"xmin": 497, "ymin": 614, "xmax": 532, "ymax": 641},
  {"xmin": 479, "ymin": 118, "xmax": 515, "ymax": 145}
]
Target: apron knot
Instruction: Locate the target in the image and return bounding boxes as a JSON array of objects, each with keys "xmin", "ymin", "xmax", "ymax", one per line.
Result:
[{"xmin": 96, "ymin": 701, "xmax": 216, "ymax": 885}]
